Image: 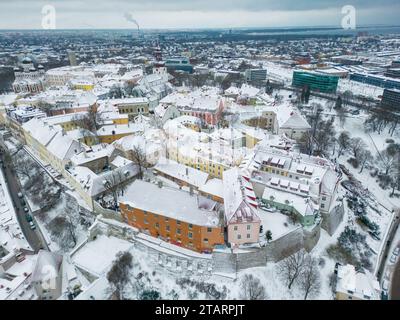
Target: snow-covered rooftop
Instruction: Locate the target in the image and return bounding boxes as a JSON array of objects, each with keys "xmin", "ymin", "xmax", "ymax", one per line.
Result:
[
  {"xmin": 120, "ymin": 180, "xmax": 221, "ymax": 228},
  {"xmin": 154, "ymin": 157, "xmax": 209, "ymax": 189},
  {"xmin": 336, "ymin": 264, "xmax": 380, "ymax": 300},
  {"xmin": 222, "ymin": 167, "xmax": 260, "ymax": 225}
]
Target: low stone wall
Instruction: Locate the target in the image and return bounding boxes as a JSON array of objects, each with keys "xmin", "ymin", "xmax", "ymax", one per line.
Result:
[
  {"xmin": 321, "ymin": 202, "xmax": 344, "ymax": 236},
  {"xmin": 87, "ymin": 214, "xmax": 322, "ymax": 276},
  {"xmin": 212, "ymin": 251, "xmax": 237, "ymax": 273},
  {"xmin": 303, "ymin": 222, "xmax": 322, "ymax": 252},
  {"xmin": 134, "ymin": 239, "xmax": 213, "ymax": 278},
  {"xmin": 213, "ymin": 247, "xmax": 268, "ymax": 273},
  {"xmin": 264, "ymin": 226, "xmax": 304, "ymax": 262},
  {"xmin": 93, "ymin": 201, "xmax": 123, "ymax": 222},
  {"xmin": 88, "ymin": 218, "xmax": 213, "ymax": 278},
  {"xmin": 236, "ymin": 248, "xmax": 268, "ymax": 270}
]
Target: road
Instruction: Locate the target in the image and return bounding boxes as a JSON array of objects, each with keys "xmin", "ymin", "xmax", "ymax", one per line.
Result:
[
  {"xmin": 391, "ymin": 256, "xmax": 400, "ymax": 299},
  {"xmin": 0, "ymin": 146, "xmax": 47, "ymax": 253},
  {"xmin": 377, "ymin": 211, "xmax": 400, "ymax": 281}
]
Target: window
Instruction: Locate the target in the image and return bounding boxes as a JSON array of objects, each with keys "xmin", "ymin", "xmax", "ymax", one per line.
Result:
[
  {"xmin": 207, "ymin": 227, "xmax": 212, "ymax": 233},
  {"xmin": 177, "ymin": 220, "xmax": 181, "ymax": 225},
  {"xmin": 322, "ymin": 196, "xmax": 327, "ymax": 201},
  {"xmin": 188, "ymin": 224, "xmax": 193, "ymax": 230},
  {"xmin": 144, "ymin": 219, "xmax": 148, "ymax": 224},
  {"xmin": 234, "ymin": 226, "xmax": 238, "ymax": 231},
  {"xmin": 237, "ymin": 234, "xmax": 242, "ymax": 240},
  {"xmin": 166, "ymin": 225, "xmax": 170, "ymax": 231},
  {"xmin": 188, "ymin": 232, "xmax": 193, "ymax": 239},
  {"xmin": 203, "ymin": 238, "xmax": 209, "ymax": 243},
  {"xmin": 177, "ymin": 228, "xmax": 181, "ymax": 235},
  {"xmin": 321, "ymin": 204, "xmax": 325, "ymax": 209},
  {"xmin": 165, "ymin": 217, "xmax": 169, "ymax": 222},
  {"xmin": 247, "ymin": 225, "xmax": 251, "ymax": 230},
  {"xmin": 247, "ymin": 234, "xmax": 251, "ymax": 239},
  {"xmin": 155, "ymin": 223, "xmax": 159, "ymax": 229}
]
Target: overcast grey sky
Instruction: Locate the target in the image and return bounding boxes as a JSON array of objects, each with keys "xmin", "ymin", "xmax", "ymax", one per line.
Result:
[{"xmin": 0, "ymin": 0, "xmax": 399, "ymax": 29}]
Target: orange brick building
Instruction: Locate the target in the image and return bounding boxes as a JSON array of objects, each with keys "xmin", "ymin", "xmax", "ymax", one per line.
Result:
[{"xmin": 120, "ymin": 180, "xmax": 224, "ymax": 253}]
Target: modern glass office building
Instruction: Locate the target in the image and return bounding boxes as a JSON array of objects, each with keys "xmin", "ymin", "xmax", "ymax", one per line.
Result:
[
  {"xmin": 165, "ymin": 57, "xmax": 194, "ymax": 73},
  {"xmin": 349, "ymin": 72, "xmax": 400, "ymax": 90},
  {"xmin": 292, "ymin": 70, "xmax": 339, "ymax": 93},
  {"xmin": 381, "ymin": 88, "xmax": 400, "ymax": 111}
]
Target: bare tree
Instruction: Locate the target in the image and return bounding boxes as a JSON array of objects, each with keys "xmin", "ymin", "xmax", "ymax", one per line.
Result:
[
  {"xmin": 379, "ymin": 148, "xmax": 398, "ymax": 175},
  {"xmin": 14, "ymin": 151, "xmax": 33, "ymax": 180},
  {"xmin": 299, "ymin": 131, "xmax": 313, "ymax": 156},
  {"xmin": 314, "ymin": 118, "xmax": 336, "ymax": 156},
  {"xmin": 103, "ymin": 170, "xmax": 128, "ymax": 206},
  {"xmin": 299, "ymin": 255, "xmax": 321, "ymax": 300},
  {"xmin": 349, "ymin": 137, "xmax": 367, "ymax": 160},
  {"xmin": 239, "ymin": 274, "xmax": 267, "ymax": 300},
  {"xmin": 71, "ymin": 104, "xmax": 101, "ymax": 133},
  {"xmin": 336, "ymin": 106, "xmax": 347, "ymax": 128},
  {"xmin": 131, "ymin": 145, "xmax": 147, "ymax": 180},
  {"xmin": 47, "ymin": 214, "xmax": 77, "ymax": 251},
  {"xmin": 337, "ymin": 131, "xmax": 351, "ymax": 157},
  {"xmin": 279, "ymin": 249, "xmax": 307, "ymax": 290},
  {"xmin": 64, "ymin": 198, "xmax": 81, "ymax": 246},
  {"xmin": 389, "ymin": 153, "xmax": 400, "ymax": 196},
  {"xmin": 107, "ymin": 251, "xmax": 133, "ymax": 300},
  {"xmin": 342, "ymin": 90, "xmax": 353, "ymax": 107},
  {"xmin": 359, "ymin": 149, "xmax": 373, "ymax": 173}
]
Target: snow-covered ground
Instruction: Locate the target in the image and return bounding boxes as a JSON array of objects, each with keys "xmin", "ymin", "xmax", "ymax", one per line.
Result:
[
  {"xmin": 337, "ymin": 79, "xmax": 384, "ymax": 99},
  {"xmin": 71, "ymin": 235, "xmax": 133, "ymax": 277},
  {"xmin": 257, "ymin": 208, "xmax": 301, "ymax": 241}
]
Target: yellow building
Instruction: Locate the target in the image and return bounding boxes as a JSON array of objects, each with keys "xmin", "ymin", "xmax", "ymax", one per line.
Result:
[
  {"xmin": 22, "ymin": 118, "xmax": 85, "ymax": 173},
  {"xmin": 110, "ymin": 98, "xmax": 149, "ymax": 120},
  {"xmin": 44, "ymin": 112, "xmax": 87, "ymax": 132},
  {"xmin": 166, "ymin": 144, "xmax": 236, "ymax": 179},
  {"xmin": 96, "ymin": 124, "xmax": 144, "ymax": 144},
  {"xmin": 70, "ymin": 80, "xmax": 95, "ymax": 91}
]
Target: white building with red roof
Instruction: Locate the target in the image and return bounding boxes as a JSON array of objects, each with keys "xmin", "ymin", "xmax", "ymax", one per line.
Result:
[{"xmin": 223, "ymin": 167, "xmax": 261, "ymax": 247}]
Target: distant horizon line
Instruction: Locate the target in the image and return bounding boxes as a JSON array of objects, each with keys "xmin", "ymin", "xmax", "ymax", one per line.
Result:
[{"xmin": 1, "ymin": 24, "xmax": 400, "ymax": 32}]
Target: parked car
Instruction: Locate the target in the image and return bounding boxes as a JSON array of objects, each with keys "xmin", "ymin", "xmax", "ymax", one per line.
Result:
[
  {"xmin": 17, "ymin": 192, "xmax": 23, "ymax": 198},
  {"xmin": 29, "ymin": 221, "xmax": 36, "ymax": 230},
  {"xmin": 25, "ymin": 214, "xmax": 33, "ymax": 223},
  {"xmin": 261, "ymin": 205, "xmax": 276, "ymax": 213},
  {"xmin": 382, "ymin": 279, "xmax": 389, "ymax": 292},
  {"xmin": 369, "ymin": 231, "xmax": 381, "ymax": 241},
  {"xmin": 20, "ymin": 199, "xmax": 26, "ymax": 206},
  {"xmin": 389, "ymin": 254, "xmax": 397, "ymax": 264},
  {"xmin": 23, "ymin": 207, "xmax": 29, "ymax": 213},
  {"xmin": 394, "ymin": 247, "xmax": 400, "ymax": 256}
]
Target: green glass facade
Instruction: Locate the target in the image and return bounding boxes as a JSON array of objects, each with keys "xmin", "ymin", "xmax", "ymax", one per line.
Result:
[{"xmin": 292, "ymin": 70, "xmax": 339, "ymax": 93}]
